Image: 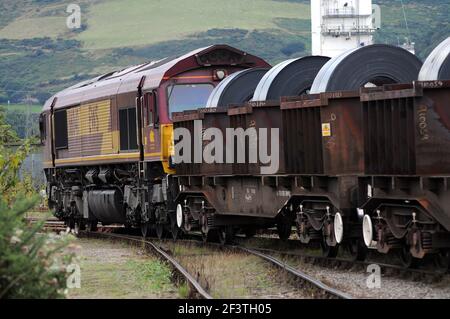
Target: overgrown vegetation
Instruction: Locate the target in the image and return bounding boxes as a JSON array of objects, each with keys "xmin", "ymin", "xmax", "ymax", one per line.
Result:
[{"xmin": 0, "ymin": 107, "xmax": 74, "ymax": 299}]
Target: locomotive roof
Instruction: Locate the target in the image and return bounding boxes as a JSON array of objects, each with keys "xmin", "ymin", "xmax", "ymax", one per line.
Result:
[{"xmin": 43, "ymin": 45, "xmax": 269, "ymax": 111}]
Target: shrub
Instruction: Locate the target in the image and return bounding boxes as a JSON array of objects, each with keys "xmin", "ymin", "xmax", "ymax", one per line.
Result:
[{"xmin": 0, "ymin": 196, "xmax": 76, "ymax": 299}]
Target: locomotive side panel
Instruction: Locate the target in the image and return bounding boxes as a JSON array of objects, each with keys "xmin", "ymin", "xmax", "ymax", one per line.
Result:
[{"xmin": 52, "ymin": 98, "xmax": 139, "ymax": 167}]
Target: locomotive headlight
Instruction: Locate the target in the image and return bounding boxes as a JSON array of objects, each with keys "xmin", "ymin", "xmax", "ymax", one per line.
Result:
[{"xmin": 214, "ymin": 69, "xmax": 227, "ymax": 80}]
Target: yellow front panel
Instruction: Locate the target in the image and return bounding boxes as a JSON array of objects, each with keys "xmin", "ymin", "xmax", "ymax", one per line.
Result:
[{"xmin": 161, "ymin": 124, "xmax": 175, "ymax": 174}]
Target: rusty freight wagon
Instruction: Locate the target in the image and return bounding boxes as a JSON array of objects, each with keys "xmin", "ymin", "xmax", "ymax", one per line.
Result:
[{"xmin": 41, "ymin": 45, "xmax": 270, "ymax": 238}]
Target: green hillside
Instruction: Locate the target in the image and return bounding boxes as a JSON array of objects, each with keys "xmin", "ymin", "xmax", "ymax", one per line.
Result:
[{"xmin": 0, "ymin": 0, "xmax": 448, "ymax": 106}]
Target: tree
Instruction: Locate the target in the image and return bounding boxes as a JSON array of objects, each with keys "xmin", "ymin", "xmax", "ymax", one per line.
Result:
[{"xmin": 0, "ymin": 109, "xmax": 75, "ymax": 299}]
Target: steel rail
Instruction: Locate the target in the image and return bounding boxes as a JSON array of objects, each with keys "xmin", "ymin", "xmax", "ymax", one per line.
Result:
[
  {"xmin": 243, "ymin": 245, "xmax": 448, "ymax": 277},
  {"xmin": 236, "ymin": 246, "xmax": 353, "ymax": 299}
]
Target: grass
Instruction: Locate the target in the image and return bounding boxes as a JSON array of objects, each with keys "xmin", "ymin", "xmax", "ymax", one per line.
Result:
[
  {"xmin": 0, "ymin": 0, "xmax": 310, "ymax": 50},
  {"xmin": 163, "ymin": 241, "xmax": 306, "ymax": 299},
  {"xmin": 0, "ymin": 17, "xmax": 67, "ymax": 39},
  {"xmin": 67, "ymin": 239, "xmax": 178, "ymax": 299},
  {"xmin": 127, "ymin": 259, "xmax": 173, "ymax": 292},
  {"xmin": 77, "ymin": 0, "xmax": 310, "ymax": 50},
  {"xmin": 0, "ymin": 104, "xmax": 42, "ymax": 113}
]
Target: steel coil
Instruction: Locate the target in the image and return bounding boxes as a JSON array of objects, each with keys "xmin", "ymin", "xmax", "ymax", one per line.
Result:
[
  {"xmin": 206, "ymin": 68, "xmax": 269, "ymax": 108},
  {"xmin": 252, "ymin": 56, "xmax": 330, "ymax": 101},
  {"xmin": 311, "ymin": 44, "xmax": 423, "ymax": 93},
  {"xmin": 419, "ymin": 37, "xmax": 450, "ymax": 81}
]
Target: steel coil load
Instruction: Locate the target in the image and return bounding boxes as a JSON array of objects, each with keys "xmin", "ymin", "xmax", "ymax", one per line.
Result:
[
  {"xmin": 310, "ymin": 44, "xmax": 423, "ymax": 93},
  {"xmin": 419, "ymin": 37, "xmax": 450, "ymax": 81},
  {"xmin": 206, "ymin": 68, "xmax": 269, "ymax": 108},
  {"xmin": 252, "ymin": 56, "xmax": 330, "ymax": 101}
]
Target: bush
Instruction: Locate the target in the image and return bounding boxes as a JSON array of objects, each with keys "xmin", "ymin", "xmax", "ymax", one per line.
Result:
[{"xmin": 0, "ymin": 196, "xmax": 76, "ymax": 299}]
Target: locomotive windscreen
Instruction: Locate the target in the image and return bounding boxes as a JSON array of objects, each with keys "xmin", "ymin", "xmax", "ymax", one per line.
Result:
[{"xmin": 168, "ymin": 84, "xmax": 214, "ymax": 117}]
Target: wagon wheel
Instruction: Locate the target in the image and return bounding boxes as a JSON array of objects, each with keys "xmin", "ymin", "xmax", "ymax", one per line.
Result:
[
  {"xmin": 141, "ymin": 223, "xmax": 150, "ymax": 238},
  {"xmin": 433, "ymin": 250, "xmax": 450, "ymax": 272},
  {"xmin": 276, "ymin": 214, "xmax": 293, "ymax": 242},
  {"xmin": 347, "ymin": 239, "xmax": 368, "ymax": 262},
  {"xmin": 170, "ymin": 215, "xmax": 182, "ymax": 241},
  {"xmin": 218, "ymin": 227, "xmax": 234, "ymax": 245},
  {"xmin": 201, "ymin": 231, "xmax": 209, "ymax": 243},
  {"xmin": 244, "ymin": 228, "xmax": 257, "ymax": 239},
  {"xmin": 321, "ymin": 236, "xmax": 339, "ymax": 258},
  {"xmin": 86, "ymin": 220, "xmax": 98, "ymax": 232},
  {"xmin": 398, "ymin": 245, "xmax": 419, "ymax": 268},
  {"xmin": 155, "ymin": 224, "xmax": 165, "ymax": 240},
  {"xmin": 201, "ymin": 229, "xmax": 216, "ymax": 243}
]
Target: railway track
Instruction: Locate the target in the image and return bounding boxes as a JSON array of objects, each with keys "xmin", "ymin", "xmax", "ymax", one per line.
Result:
[
  {"xmin": 80, "ymin": 231, "xmax": 351, "ymax": 299},
  {"xmin": 25, "ymin": 217, "xmax": 123, "ymax": 234},
  {"xmin": 81, "ymin": 232, "xmax": 212, "ymax": 299},
  {"xmin": 27, "ymin": 217, "xmax": 448, "ymax": 297},
  {"xmin": 240, "ymin": 245, "xmax": 447, "ymax": 283},
  {"xmin": 235, "ymin": 246, "xmax": 352, "ymax": 299},
  {"xmin": 25, "ymin": 217, "xmax": 67, "ymax": 233},
  {"xmin": 237, "ymin": 233, "xmax": 450, "ymax": 279}
]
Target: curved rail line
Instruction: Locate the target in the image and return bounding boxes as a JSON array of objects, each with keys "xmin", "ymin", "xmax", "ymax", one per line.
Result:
[
  {"xmin": 145, "ymin": 235, "xmax": 353, "ymax": 299},
  {"xmin": 83, "ymin": 232, "xmax": 213, "ymax": 299},
  {"xmin": 235, "ymin": 246, "xmax": 353, "ymax": 299}
]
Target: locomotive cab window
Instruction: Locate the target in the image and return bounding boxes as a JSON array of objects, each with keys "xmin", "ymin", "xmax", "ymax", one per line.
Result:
[
  {"xmin": 167, "ymin": 84, "xmax": 214, "ymax": 117},
  {"xmin": 54, "ymin": 110, "xmax": 68, "ymax": 150},
  {"xmin": 119, "ymin": 107, "xmax": 138, "ymax": 151}
]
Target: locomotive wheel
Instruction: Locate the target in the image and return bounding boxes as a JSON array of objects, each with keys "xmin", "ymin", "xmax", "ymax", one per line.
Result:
[
  {"xmin": 398, "ymin": 246, "xmax": 420, "ymax": 268},
  {"xmin": 347, "ymin": 239, "xmax": 368, "ymax": 262},
  {"xmin": 67, "ymin": 218, "xmax": 75, "ymax": 230},
  {"xmin": 73, "ymin": 220, "xmax": 85, "ymax": 235},
  {"xmin": 218, "ymin": 227, "xmax": 234, "ymax": 245},
  {"xmin": 73, "ymin": 221, "xmax": 80, "ymax": 235},
  {"xmin": 201, "ymin": 229, "xmax": 218, "ymax": 243},
  {"xmin": 86, "ymin": 220, "xmax": 98, "ymax": 232},
  {"xmin": 141, "ymin": 223, "xmax": 150, "ymax": 238},
  {"xmin": 170, "ymin": 215, "xmax": 182, "ymax": 241},
  {"xmin": 321, "ymin": 237, "xmax": 339, "ymax": 258},
  {"xmin": 433, "ymin": 250, "xmax": 450, "ymax": 272},
  {"xmin": 155, "ymin": 224, "xmax": 165, "ymax": 240}
]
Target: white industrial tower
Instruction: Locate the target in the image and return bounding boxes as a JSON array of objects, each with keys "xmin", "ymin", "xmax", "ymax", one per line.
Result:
[{"xmin": 311, "ymin": 0, "xmax": 380, "ymax": 57}]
